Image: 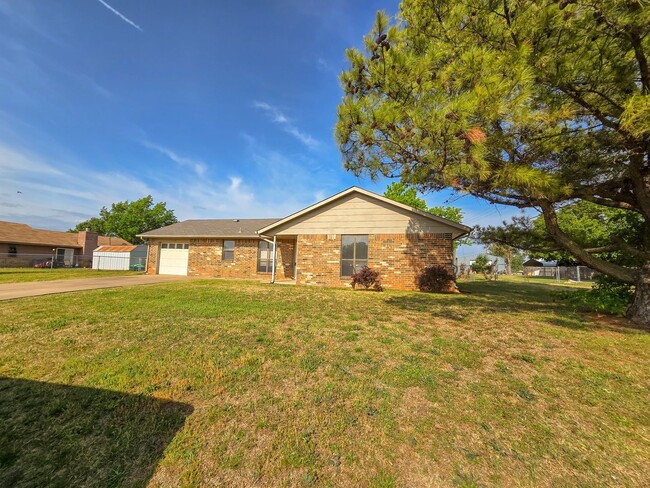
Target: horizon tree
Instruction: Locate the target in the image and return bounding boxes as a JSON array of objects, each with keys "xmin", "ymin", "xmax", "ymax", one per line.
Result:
[{"xmin": 71, "ymin": 196, "xmax": 177, "ymax": 244}]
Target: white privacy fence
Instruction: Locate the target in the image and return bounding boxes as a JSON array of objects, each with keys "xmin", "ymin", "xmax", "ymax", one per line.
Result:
[{"xmin": 92, "ymin": 254, "xmax": 146, "ymax": 271}]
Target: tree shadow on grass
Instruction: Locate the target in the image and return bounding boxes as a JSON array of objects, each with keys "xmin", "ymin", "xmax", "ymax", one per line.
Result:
[
  {"xmin": 384, "ymin": 281, "xmax": 648, "ymax": 334},
  {"xmin": 0, "ymin": 377, "xmax": 193, "ymax": 487}
]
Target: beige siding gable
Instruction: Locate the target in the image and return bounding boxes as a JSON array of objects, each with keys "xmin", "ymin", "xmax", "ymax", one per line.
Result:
[{"xmin": 271, "ymin": 193, "xmax": 460, "ymax": 236}]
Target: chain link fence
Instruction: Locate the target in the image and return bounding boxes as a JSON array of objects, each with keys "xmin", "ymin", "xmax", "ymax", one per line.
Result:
[
  {"xmin": 0, "ymin": 253, "xmax": 146, "ymax": 270},
  {"xmin": 0, "ymin": 253, "xmax": 92, "ymax": 268},
  {"xmin": 523, "ymin": 265, "xmax": 598, "ymax": 282}
]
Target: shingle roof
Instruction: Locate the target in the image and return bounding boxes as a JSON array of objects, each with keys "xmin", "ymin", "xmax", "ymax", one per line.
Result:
[
  {"xmin": 138, "ymin": 219, "xmax": 280, "ymax": 239},
  {"xmin": 0, "ymin": 221, "xmax": 130, "ymax": 247},
  {"xmin": 94, "ymin": 245, "xmax": 138, "ymax": 252}
]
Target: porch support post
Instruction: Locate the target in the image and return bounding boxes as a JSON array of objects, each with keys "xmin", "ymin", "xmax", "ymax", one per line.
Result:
[{"xmin": 271, "ymin": 235, "xmax": 277, "ymax": 284}]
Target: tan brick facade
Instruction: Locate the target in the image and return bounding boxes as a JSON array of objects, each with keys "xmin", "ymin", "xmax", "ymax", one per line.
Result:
[
  {"xmin": 295, "ymin": 233, "xmax": 453, "ymax": 290},
  {"xmin": 146, "ymin": 238, "xmax": 295, "ymax": 280},
  {"xmin": 146, "ymin": 234, "xmax": 451, "ymax": 289},
  {"xmin": 146, "ymin": 242, "xmax": 157, "ymax": 274}
]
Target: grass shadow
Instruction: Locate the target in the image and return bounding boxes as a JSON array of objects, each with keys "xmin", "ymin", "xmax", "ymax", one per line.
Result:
[
  {"xmin": 384, "ymin": 280, "xmax": 647, "ymax": 334},
  {"xmin": 0, "ymin": 377, "xmax": 193, "ymax": 487}
]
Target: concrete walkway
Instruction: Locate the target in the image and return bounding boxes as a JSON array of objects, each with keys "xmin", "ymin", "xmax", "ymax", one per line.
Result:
[{"xmin": 0, "ymin": 275, "xmax": 190, "ymax": 301}]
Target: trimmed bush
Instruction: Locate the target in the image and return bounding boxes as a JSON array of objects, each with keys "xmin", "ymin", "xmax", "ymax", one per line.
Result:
[
  {"xmin": 417, "ymin": 266, "xmax": 457, "ymax": 293},
  {"xmin": 351, "ymin": 266, "xmax": 384, "ymax": 291}
]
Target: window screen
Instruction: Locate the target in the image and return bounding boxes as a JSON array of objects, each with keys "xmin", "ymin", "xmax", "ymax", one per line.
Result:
[
  {"xmin": 223, "ymin": 240, "xmax": 235, "ymax": 261},
  {"xmin": 258, "ymin": 241, "xmax": 272, "ymax": 273},
  {"xmin": 340, "ymin": 235, "xmax": 368, "ymax": 276}
]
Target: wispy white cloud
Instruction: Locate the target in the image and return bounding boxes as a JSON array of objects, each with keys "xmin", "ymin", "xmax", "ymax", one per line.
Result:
[
  {"xmin": 0, "ymin": 139, "xmax": 302, "ymax": 230},
  {"xmin": 0, "ymin": 141, "xmax": 155, "ymax": 229},
  {"xmin": 96, "ymin": 0, "xmax": 143, "ymax": 32},
  {"xmin": 316, "ymin": 57, "xmax": 329, "ymax": 71},
  {"xmin": 252, "ymin": 101, "xmax": 320, "ymax": 150},
  {"xmin": 141, "ymin": 141, "xmax": 207, "ymax": 176}
]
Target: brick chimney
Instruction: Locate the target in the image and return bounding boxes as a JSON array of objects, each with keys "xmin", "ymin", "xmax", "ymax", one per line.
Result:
[{"xmin": 78, "ymin": 229, "xmax": 99, "ymax": 256}]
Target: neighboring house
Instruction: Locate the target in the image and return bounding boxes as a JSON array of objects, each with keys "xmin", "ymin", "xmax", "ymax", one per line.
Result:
[
  {"xmin": 0, "ymin": 221, "xmax": 130, "ymax": 267},
  {"xmin": 139, "ymin": 187, "xmax": 470, "ymax": 290},
  {"xmin": 92, "ymin": 245, "xmax": 148, "ymax": 270}
]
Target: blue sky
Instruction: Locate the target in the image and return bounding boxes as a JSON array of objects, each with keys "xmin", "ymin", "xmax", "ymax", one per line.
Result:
[{"xmin": 0, "ymin": 0, "xmax": 524, "ymax": 256}]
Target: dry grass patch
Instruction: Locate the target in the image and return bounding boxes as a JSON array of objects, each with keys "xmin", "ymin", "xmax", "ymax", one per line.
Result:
[{"xmin": 0, "ymin": 279, "xmax": 648, "ymax": 487}]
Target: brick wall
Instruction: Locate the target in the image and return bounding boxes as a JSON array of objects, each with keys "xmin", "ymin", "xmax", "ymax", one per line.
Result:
[
  {"xmin": 296, "ymin": 233, "xmax": 452, "ymax": 290},
  {"xmin": 147, "ymin": 234, "xmax": 448, "ymax": 289},
  {"xmin": 145, "ymin": 238, "xmax": 295, "ymax": 280},
  {"xmin": 188, "ymin": 238, "xmax": 258, "ymax": 278},
  {"xmin": 146, "ymin": 241, "xmax": 160, "ymax": 274},
  {"xmin": 276, "ymin": 239, "xmax": 296, "ymax": 279}
]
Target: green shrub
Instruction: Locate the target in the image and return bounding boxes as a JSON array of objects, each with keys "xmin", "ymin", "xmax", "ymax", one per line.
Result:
[
  {"xmin": 559, "ymin": 275, "xmax": 634, "ymax": 316},
  {"xmin": 470, "ymin": 254, "xmax": 489, "ymax": 273}
]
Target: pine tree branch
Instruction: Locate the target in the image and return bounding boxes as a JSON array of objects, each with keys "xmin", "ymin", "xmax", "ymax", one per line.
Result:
[
  {"xmin": 580, "ymin": 195, "xmax": 637, "ymax": 212},
  {"xmin": 630, "ymin": 31, "xmax": 650, "ymax": 94},
  {"xmin": 539, "ymin": 200, "xmax": 638, "ymax": 284}
]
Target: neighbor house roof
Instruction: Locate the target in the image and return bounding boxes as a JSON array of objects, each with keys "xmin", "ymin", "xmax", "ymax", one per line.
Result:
[
  {"xmin": 138, "ymin": 218, "xmax": 280, "ymax": 239},
  {"xmin": 0, "ymin": 221, "xmax": 130, "ymax": 248},
  {"xmin": 257, "ymin": 186, "xmax": 472, "ymax": 236},
  {"xmin": 94, "ymin": 245, "xmax": 139, "ymax": 252}
]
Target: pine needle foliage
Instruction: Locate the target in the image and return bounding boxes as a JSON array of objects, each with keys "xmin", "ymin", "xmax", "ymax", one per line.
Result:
[{"xmin": 336, "ymin": 0, "xmax": 650, "ymax": 324}]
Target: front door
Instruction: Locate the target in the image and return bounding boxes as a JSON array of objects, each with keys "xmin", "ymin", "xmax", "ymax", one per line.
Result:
[{"xmin": 55, "ymin": 248, "xmax": 75, "ymax": 267}]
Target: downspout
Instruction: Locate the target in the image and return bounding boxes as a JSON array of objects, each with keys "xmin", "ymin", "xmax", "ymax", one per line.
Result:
[{"xmin": 271, "ymin": 235, "xmax": 277, "ymax": 284}]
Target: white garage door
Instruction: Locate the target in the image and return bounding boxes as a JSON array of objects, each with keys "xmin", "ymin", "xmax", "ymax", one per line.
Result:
[{"xmin": 158, "ymin": 243, "xmax": 189, "ymax": 275}]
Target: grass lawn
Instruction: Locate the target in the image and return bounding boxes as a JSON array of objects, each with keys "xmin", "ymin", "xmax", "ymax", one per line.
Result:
[
  {"xmin": 0, "ymin": 268, "xmax": 142, "ymax": 284},
  {"xmin": 0, "ymin": 279, "xmax": 648, "ymax": 487}
]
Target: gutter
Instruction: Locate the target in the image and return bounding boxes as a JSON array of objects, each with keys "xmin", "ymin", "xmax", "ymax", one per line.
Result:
[{"xmin": 135, "ymin": 234, "xmax": 262, "ymax": 239}]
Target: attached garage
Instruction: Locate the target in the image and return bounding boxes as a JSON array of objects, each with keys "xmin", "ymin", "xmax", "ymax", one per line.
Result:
[{"xmin": 158, "ymin": 243, "xmax": 190, "ymax": 275}]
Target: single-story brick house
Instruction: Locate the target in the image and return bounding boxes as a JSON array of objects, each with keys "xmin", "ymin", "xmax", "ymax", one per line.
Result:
[
  {"xmin": 0, "ymin": 221, "xmax": 130, "ymax": 267},
  {"xmin": 138, "ymin": 187, "xmax": 470, "ymax": 289}
]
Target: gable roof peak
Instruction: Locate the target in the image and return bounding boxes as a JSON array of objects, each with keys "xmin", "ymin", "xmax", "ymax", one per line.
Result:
[{"xmin": 257, "ymin": 185, "xmax": 471, "ymax": 235}]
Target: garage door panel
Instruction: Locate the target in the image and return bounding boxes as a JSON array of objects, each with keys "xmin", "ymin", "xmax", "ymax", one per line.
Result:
[{"xmin": 158, "ymin": 246, "xmax": 189, "ymax": 276}]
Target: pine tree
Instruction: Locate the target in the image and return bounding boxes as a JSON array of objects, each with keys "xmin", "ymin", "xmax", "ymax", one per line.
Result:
[{"xmin": 336, "ymin": 1, "xmax": 650, "ymax": 324}]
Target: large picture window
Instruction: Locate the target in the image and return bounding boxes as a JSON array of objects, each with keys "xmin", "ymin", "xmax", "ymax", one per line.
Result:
[
  {"xmin": 258, "ymin": 241, "xmax": 272, "ymax": 273},
  {"xmin": 223, "ymin": 240, "xmax": 234, "ymax": 261},
  {"xmin": 340, "ymin": 235, "xmax": 368, "ymax": 277}
]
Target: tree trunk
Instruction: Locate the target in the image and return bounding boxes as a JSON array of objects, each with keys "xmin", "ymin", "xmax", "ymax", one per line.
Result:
[
  {"xmin": 505, "ymin": 256, "xmax": 512, "ymax": 275},
  {"xmin": 627, "ymin": 262, "xmax": 650, "ymax": 326}
]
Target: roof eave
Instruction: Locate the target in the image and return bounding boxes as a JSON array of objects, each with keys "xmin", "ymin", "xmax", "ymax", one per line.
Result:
[
  {"xmin": 0, "ymin": 239, "xmax": 82, "ymax": 248},
  {"xmin": 138, "ymin": 234, "xmax": 262, "ymax": 239}
]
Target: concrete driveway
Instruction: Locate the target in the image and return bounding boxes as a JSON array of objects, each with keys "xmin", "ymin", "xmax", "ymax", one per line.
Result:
[{"xmin": 0, "ymin": 275, "xmax": 191, "ymax": 301}]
